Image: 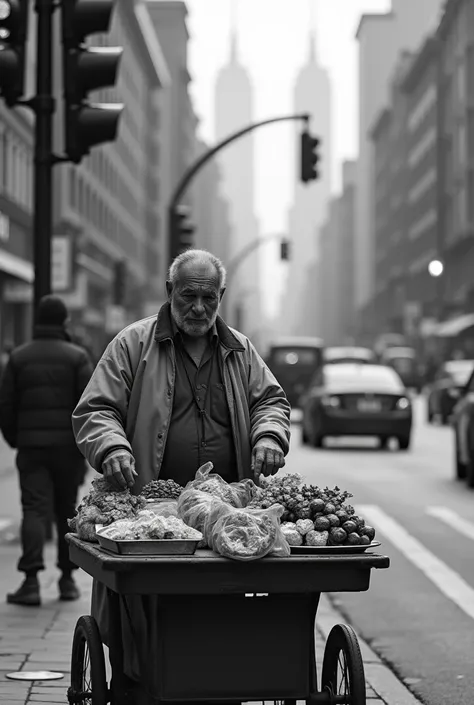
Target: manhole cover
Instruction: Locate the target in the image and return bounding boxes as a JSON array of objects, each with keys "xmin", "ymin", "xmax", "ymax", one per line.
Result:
[{"xmin": 6, "ymin": 671, "xmax": 64, "ymax": 681}]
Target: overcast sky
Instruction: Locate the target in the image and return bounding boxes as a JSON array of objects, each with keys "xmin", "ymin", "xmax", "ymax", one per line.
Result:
[{"xmin": 184, "ymin": 0, "xmax": 391, "ymax": 315}]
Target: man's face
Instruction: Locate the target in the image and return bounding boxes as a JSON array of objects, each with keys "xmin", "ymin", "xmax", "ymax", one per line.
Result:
[{"xmin": 167, "ymin": 262, "xmax": 225, "ymax": 338}]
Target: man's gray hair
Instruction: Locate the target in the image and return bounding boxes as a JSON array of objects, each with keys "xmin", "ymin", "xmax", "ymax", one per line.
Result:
[{"xmin": 168, "ymin": 249, "xmax": 227, "ymax": 289}]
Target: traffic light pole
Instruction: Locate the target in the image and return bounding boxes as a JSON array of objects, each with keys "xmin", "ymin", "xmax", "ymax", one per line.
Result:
[
  {"xmin": 32, "ymin": 0, "xmax": 55, "ymax": 320},
  {"xmin": 221, "ymin": 234, "xmax": 285, "ymax": 320},
  {"xmin": 168, "ymin": 112, "xmax": 310, "ymax": 265}
]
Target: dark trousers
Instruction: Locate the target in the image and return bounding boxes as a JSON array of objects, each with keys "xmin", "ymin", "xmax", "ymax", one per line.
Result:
[{"xmin": 16, "ymin": 447, "xmax": 85, "ymax": 575}]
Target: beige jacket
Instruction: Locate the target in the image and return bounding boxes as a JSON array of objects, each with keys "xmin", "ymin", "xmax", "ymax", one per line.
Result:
[{"xmin": 72, "ymin": 303, "xmax": 291, "ymax": 491}]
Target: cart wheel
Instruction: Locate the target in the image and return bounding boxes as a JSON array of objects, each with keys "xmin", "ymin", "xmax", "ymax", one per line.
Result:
[
  {"xmin": 68, "ymin": 615, "xmax": 109, "ymax": 705},
  {"xmin": 321, "ymin": 624, "xmax": 366, "ymax": 705}
]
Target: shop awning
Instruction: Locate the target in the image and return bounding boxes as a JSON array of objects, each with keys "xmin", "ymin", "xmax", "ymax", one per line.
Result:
[
  {"xmin": 435, "ymin": 313, "xmax": 474, "ymax": 338},
  {"xmin": 0, "ymin": 250, "xmax": 34, "ymax": 283}
]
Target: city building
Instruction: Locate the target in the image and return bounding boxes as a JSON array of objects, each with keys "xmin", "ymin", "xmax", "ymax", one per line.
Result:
[
  {"xmin": 280, "ymin": 31, "xmax": 332, "ymax": 337},
  {"xmin": 370, "ymin": 53, "xmax": 412, "ymax": 338},
  {"xmin": 148, "ymin": 0, "xmax": 198, "ymax": 303},
  {"xmin": 317, "ymin": 199, "xmax": 341, "ymax": 345},
  {"xmin": 436, "ymin": 0, "xmax": 474, "ymax": 322},
  {"xmin": 336, "ymin": 161, "xmax": 357, "ymax": 343},
  {"xmin": 214, "ymin": 27, "xmax": 261, "ymax": 340},
  {"xmin": 0, "ymin": 0, "xmax": 37, "ymax": 347},
  {"xmin": 401, "ymin": 36, "xmax": 440, "ymax": 333},
  {"xmin": 315, "ymin": 162, "xmax": 356, "ymax": 345},
  {"xmin": 50, "ymin": 0, "xmax": 170, "ymax": 356},
  {"xmin": 191, "ymin": 138, "xmax": 232, "ymax": 266},
  {"xmin": 354, "ymin": 0, "xmax": 445, "ymax": 335}
]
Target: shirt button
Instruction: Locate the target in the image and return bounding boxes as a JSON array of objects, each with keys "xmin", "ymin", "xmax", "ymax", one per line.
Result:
[
  {"xmin": 196, "ymin": 396, "xmax": 201, "ymax": 402},
  {"xmin": 167, "ymin": 388, "xmax": 171, "ymax": 396},
  {"xmin": 196, "ymin": 384, "xmax": 201, "ymax": 390},
  {"xmin": 158, "ymin": 433, "xmax": 163, "ymax": 439}
]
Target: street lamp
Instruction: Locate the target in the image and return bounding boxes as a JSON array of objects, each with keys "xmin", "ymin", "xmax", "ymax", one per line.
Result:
[{"xmin": 428, "ymin": 259, "xmax": 444, "ymax": 277}]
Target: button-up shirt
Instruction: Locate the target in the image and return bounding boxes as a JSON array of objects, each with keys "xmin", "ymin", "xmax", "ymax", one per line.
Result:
[{"xmin": 159, "ymin": 322, "xmax": 238, "ymax": 487}]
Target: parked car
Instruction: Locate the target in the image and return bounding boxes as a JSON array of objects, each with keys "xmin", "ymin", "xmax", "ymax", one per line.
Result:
[
  {"xmin": 301, "ymin": 363, "xmax": 412, "ymax": 450},
  {"xmin": 265, "ymin": 336, "xmax": 324, "ymax": 409},
  {"xmin": 427, "ymin": 359, "xmax": 474, "ymax": 424},
  {"xmin": 451, "ymin": 369, "xmax": 474, "ymax": 486},
  {"xmin": 323, "ymin": 346, "xmax": 376, "ymax": 365},
  {"xmin": 380, "ymin": 346, "xmax": 421, "ymax": 392}
]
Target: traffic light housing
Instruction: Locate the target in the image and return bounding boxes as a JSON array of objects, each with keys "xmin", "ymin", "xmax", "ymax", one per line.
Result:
[
  {"xmin": 113, "ymin": 259, "xmax": 127, "ymax": 305},
  {"xmin": 301, "ymin": 130, "xmax": 320, "ymax": 183},
  {"xmin": 61, "ymin": 0, "xmax": 124, "ymax": 163},
  {"xmin": 280, "ymin": 239, "xmax": 290, "ymax": 261},
  {"xmin": 170, "ymin": 205, "xmax": 195, "ymax": 258},
  {"xmin": 0, "ymin": 0, "xmax": 29, "ymax": 107}
]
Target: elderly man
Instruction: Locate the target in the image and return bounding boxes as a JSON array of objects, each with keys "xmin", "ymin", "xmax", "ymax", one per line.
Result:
[
  {"xmin": 73, "ymin": 248, "xmax": 291, "ymax": 489},
  {"xmin": 71, "ymin": 249, "xmax": 291, "ymax": 697}
]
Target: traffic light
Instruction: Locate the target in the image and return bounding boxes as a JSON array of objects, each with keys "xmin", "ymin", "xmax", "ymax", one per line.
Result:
[
  {"xmin": 61, "ymin": 0, "xmax": 124, "ymax": 163},
  {"xmin": 0, "ymin": 0, "xmax": 29, "ymax": 107},
  {"xmin": 280, "ymin": 239, "xmax": 290, "ymax": 261},
  {"xmin": 113, "ymin": 259, "xmax": 127, "ymax": 305},
  {"xmin": 170, "ymin": 205, "xmax": 195, "ymax": 256},
  {"xmin": 301, "ymin": 130, "xmax": 320, "ymax": 183}
]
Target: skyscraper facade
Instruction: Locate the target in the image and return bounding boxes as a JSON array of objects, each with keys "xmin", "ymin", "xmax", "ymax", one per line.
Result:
[
  {"xmin": 354, "ymin": 0, "xmax": 445, "ymax": 336},
  {"xmin": 280, "ymin": 32, "xmax": 331, "ymax": 337},
  {"xmin": 214, "ymin": 31, "xmax": 261, "ymax": 340}
]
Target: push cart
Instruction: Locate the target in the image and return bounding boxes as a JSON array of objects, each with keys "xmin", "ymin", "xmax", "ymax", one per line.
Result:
[{"xmin": 66, "ymin": 534, "xmax": 389, "ymax": 705}]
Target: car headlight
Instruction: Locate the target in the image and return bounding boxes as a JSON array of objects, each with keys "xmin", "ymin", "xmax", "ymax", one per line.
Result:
[
  {"xmin": 395, "ymin": 397, "xmax": 411, "ymax": 410},
  {"xmin": 321, "ymin": 395, "xmax": 341, "ymax": 408}
]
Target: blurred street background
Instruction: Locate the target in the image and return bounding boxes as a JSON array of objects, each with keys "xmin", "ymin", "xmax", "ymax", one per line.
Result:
[{"xmin": 1, "ymin": 0, "xmax": 474, "ymax": 704}]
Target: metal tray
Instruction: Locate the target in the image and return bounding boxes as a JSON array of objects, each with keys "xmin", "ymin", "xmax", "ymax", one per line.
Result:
[
  {"xmin": 290, "ymin": 540, "xmax": 381, "ymax": 555},
  {"xmin": 97, "ymin": 534, "xmax": 199, "ymax": 556}
]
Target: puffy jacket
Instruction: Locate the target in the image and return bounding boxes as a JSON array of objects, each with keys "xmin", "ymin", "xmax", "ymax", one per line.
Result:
[
  {"xmin": 0, "ymin": 325, "xmax": 94, "ymax": 449},
  {"xmin": 72, "ymin": 303, "xmax": 291, "ymax": 491}
]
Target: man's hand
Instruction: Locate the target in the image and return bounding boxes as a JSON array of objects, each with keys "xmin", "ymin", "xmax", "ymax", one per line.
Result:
[
  {"xmin": 102, "ymin": 449, "xmax": 138, "ymax": 490},
  {"xmin": 251, "ymin": 437, "xmax": 285, "ymax": 478}
]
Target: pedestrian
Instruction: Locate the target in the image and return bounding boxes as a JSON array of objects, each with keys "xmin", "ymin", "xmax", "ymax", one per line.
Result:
[
  {"xmin": 72, "ymin": 248, "xmax": 291, "ymax": 693},
  {"xmin": 0, "ymin": 295, "xmax": 94, "ymax": 606}
]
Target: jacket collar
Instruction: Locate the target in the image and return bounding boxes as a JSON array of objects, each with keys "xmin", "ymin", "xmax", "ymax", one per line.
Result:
[
  {"xmin": 154, "ymin": 302, "xmax": 244, "ymax": 351},
  {"xmin": 33, "ymin": 325, "xmax": 71, "ymax": 342}
]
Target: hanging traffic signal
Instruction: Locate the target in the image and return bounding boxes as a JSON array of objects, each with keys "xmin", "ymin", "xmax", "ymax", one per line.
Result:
[
  {"xmin": 0, "ymin": 0, "xmax": 29, "ymax": 107},
  {"xmin": 113, "ymin": 259, "xmax": 127, "ymax": 305},
  {"xmin": 170, "ymin": 205, "xmax": 195, "ymax": 259},
  {"xmin": 61, "ymin": 0, "xmax": 124, "ymax": 163},
  {"xmin": 301, "ymin": 130, "xmax": 320, "ymax": 183},
  {"xmin": 280, "ymin": 239, "xmax": 290, "ymax": 261}
]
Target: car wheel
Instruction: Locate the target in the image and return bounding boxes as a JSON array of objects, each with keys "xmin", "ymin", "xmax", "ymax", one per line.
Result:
[
  {"xmin": 398, "ymin": 435, "xmax": 411, "ymax": 451},
  {"xmin": 379, "ymin": 436, "xmax": 390, "ymax": 450},
  {"xmin": 427, "ymin": 404, "xmax": 434, "ymax": 424},
  {"xmin": 455, "ymin": 432, "xmax": 467, "ymax": 480},
  {"xmin": 301, "ymin": 427, "xmax": 309, "ymax": 445}
]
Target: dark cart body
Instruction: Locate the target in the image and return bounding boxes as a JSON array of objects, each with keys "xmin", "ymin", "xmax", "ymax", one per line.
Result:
[{"xmin": 67, "ymin": 534, "xmax": 389, "ymax": 705}]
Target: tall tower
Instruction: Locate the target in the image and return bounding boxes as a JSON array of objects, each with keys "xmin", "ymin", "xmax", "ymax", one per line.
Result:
[
  {"xmin": 280, "ymin": 6, "xmax": 331, "ymax": 336},
  {"xmin": 214, "ymin": 6, "xmax": 261, "ymax": 341}
]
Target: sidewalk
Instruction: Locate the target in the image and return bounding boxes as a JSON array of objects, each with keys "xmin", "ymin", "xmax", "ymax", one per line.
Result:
[{"xmin": 0, "ymin": 540, "xmax": 422, "ymax": 705}]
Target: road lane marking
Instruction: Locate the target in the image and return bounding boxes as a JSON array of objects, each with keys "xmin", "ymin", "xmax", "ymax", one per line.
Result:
[
  {"xmin": 359, "ymin": 505, "xmax": 474, "ymax": 621},
  {"xmin": 426, "ymin": 506, "xmax": 474, "ymax": 541}
]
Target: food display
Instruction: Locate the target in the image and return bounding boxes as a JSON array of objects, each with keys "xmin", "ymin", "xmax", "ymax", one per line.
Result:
[
  {"xmin": 140, "ymin": 479, "xmax": 183, "ymax": 501},
  {"xmin": 68, "ymin": 477, "xmax": 146, "ymax": 542},
  {"xmin": 97, "ymin": 510, "xmax": 202, "ymax": 541},
  {"xmin": 248, "ymin": 474, "xmax": 376, "ymax": 548},
  {"xmin": 184, "ymin": 462, "xmax": 258, "ymax": 508}
]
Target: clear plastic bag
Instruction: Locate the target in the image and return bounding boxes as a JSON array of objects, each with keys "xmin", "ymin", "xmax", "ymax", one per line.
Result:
[
  {"xmin": 146, "ymin": 500, "xmax": 179, "ymax": 519},
  {"xmin": 204, "ymin": 499, "xmax": 290, "ymax": 561},
  {"xmin": 184, "ymin": 461, "xmax": 257, "ymax": 508}
]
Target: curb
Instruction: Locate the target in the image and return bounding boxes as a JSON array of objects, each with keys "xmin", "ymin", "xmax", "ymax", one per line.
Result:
[{"xmin": 317, "ymin": 594, "xmax": 422, "ymax": 705}]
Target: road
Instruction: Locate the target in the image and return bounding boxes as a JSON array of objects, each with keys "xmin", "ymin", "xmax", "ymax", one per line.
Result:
[
  {"xmin": 0, "ymin": 398, "xmax": 470, "ymax": 705},
  {"xmin": 285, "ymin": 397, "xmax": 473, "ymax": 705}
]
